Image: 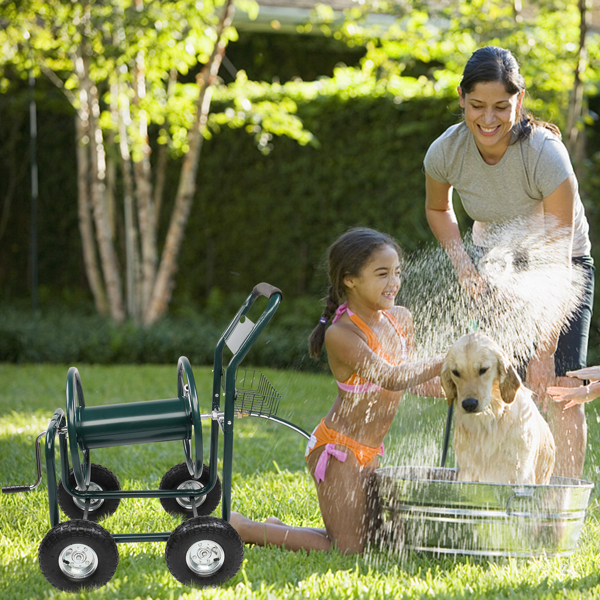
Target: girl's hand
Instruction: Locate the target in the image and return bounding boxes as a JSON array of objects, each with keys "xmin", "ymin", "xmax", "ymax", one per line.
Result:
[{"xmin": 548, "ymin": 382, "xmax": 600, "ymax": 409}]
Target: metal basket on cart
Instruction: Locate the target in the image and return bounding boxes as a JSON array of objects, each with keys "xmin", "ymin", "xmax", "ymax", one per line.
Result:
[{"xmin": 233, "ymin": 369, "xmax": 281, "ymax": 418}]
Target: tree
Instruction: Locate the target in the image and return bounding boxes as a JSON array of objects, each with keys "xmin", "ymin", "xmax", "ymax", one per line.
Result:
[
  {"xmin": 565, "ymin": 0, "xmax": 591, "ymax": 167},
  {"xmin": 0, "ymin": 0, "xmax": 312, "ymax": 324},
  {"xmin": 309, "ymin": 0, "xmax": 600, "ymax": 137}
]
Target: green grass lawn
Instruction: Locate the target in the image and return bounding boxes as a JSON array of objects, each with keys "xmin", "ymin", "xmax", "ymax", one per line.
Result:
[{"xmin": 2, "ymin": 362, "xmax": 600, "ymax": 599}]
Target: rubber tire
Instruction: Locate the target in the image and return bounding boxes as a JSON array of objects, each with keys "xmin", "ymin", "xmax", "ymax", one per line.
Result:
[
  {"xmin": 159, "ymin": 463, "xmax": 221, "ymax": 518},
  {"xmin": 58, "ymin": 463, "xmax": 121, "ymax": 522},
  {"xmin": 165, "ymin": 516, "xmax": 243, "ymax": 587},
  {"xmin": 38, "ymin": 520, "xmax": 118, "ymax": 592}
]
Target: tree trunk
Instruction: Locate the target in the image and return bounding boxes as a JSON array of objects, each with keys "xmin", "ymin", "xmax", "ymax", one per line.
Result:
[
  {"xmin": 114, "ymin": 79, "xmax": 141, "ymax": 321},
  {"xmin": 75, "ymin": 111, "xmax": 109, "ymax": 316},
  {"xmin": 143, "ymin": 0, "xmax": 235, "ymax": 325},
  {"xmin": 133, "ymin": 50, "xmax": 158, "ymax": 314},
  {"xmin": 74, "ymin": 0, "xmax": 123, "ymax": 322},
  {"xmin": 565, "ymin": 0, "xmax": 589, "ymax": 169},
  {"xmin": 153, "ymin": 69, "xmax": 178, "ymax": 224},
  {"xmin": 72, "ymin": 43, "xmax": 109, "ymax": 316},
  {"xmin": 88, "ymin": 83, "xmax": 125, "ymax": 323}
]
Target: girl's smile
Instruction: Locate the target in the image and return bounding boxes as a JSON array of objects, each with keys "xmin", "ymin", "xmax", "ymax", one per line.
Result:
[{"xmin": 344, "ymin": 245, "xmax": 401, "ymax": 312}]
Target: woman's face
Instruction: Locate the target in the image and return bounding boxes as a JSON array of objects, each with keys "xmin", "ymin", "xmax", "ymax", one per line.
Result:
[{"xmin": 458, "ymin": 80, "xmax": 524, "ymax": 159}]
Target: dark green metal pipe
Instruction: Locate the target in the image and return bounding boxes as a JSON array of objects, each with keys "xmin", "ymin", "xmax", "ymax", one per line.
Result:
[
  {"xmin": 44, "ymin": 408, "xmax": 65, "ymax": 527},
  {"xmin": 114, "ymin": 533, "xmax": 171, "ymax": 543},
  {"xmin": 219, "ymin": 291, "xmax": 282, "ymax": 523},
  {"xmin": 76, "ymin": 397, "xmax": 190, "ymax": 449}
]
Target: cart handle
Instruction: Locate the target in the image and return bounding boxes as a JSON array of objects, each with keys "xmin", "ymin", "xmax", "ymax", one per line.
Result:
[
  {"xmin": 252, "ymin": 283, "xmax": 283, "ymax": 300},
  {"xmin": 1, "ymin": 430, "xmax": 47, "ymax": 493}
]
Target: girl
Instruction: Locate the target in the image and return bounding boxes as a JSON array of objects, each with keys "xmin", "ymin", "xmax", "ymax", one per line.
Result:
[
  {"xmin": 230, "ymin": 228, "xmax": 443, "ymax": 554},
  {"xmin": 423, "ymin": 46, "xmax": 594, "ymax": 479}
]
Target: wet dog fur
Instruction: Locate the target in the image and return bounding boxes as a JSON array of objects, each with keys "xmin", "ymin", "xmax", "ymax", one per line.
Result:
[{"xmin": 442, "ymin": 333, "xmax": 555, "ymax": 484}]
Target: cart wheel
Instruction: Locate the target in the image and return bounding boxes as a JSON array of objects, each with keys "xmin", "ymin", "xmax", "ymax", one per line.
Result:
[
  {"xmin": 159, "ymin": 463, "xmax": 221, "ymax": 518},
  {"xmin": 58, "ymin": 463, "xmax": 121, "ymax": 521},
  {"xmin": 165, "ymin": 516, "xmax": 243, "ymax": 587},
  {"xmin": 38, "ymin": 520, "xmax": 118, "ymax": 592}
]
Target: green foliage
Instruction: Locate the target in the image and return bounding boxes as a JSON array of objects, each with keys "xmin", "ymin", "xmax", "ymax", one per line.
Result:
[
  {"xmin": 0, "ymin": 297, "xmax": 324, "ymax": 371},
  {"xmin": 2, "ymin": 2, "xmax": 600, "ymax": 354},
  {"xmin": 0, "ymin": 0, "xmax": 313, "ymax": 162},
  {"xmin": 314, "ymin": 0, "xmax": 600, "ymax": 128},
  {"xmin": 180, "ymin": 69, "xmax": 463, "ymax": 303}
]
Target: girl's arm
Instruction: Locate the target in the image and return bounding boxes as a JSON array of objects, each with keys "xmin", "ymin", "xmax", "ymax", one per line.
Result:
[
  {"xmin": 325, "ymin": 322, "xmax": 443, "ymax": 392},
  {"xmin": 395, "ymin": 306, "xmax": 444, "ymax": 398},
  {"xmin": 425, "ymin": 174, "xmax": 485, "ymax": 297},
  {"xmin": 406, "ymin": 377, "xmax": 444, "ymax": 399}
]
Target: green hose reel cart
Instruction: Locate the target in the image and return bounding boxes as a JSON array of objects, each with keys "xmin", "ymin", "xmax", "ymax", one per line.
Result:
[{"xmin": 2, "ymin": 283, "xmax": 310, "ymax": 592}]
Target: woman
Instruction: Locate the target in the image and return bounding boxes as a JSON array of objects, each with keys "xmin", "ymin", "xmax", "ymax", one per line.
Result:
[{"xmin": 423, "ymin": 46, "xmax": 594, "ymax": 479}]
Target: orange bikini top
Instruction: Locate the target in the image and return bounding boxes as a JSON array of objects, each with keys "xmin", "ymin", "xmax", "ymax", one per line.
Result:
[{"xmin": 332, "ymin": 303, "xmax": 407, "ymax": 393}]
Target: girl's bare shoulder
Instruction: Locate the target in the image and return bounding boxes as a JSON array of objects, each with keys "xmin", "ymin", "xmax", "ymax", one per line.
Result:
[{"xmin": 324, "ymin": 317, "xmax": 367, "ymax": 350}]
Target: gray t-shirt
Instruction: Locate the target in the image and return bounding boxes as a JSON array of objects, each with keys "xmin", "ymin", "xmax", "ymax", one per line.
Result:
[{"xmin": 424, "ymin": 122, "xmax": 591, "ymax": 256}]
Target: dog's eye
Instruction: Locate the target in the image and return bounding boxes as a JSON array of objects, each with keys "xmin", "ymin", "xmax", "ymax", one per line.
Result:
[
  {"xmin": 479, "ymin": 367, "xmax": 489, "ymax": 376},
  {"xmin": 452, "ymin": 370, "xmax": 460, "ymax": 377}
]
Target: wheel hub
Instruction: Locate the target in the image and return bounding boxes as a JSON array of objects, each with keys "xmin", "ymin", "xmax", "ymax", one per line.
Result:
[
  {"xmin": 59, "ymin": 543, "xmax": 99, "ymax": 579},
  {"xmin": 73, "ymin": 481, "xmax": 105, "ymax": 512},
  {"xmin": 176, "ymin": 480, "xmax": 206, "ymax": 510},
  {"xmin": 186, "ymin": 540, "xmax": 225, "ymax": 576}
]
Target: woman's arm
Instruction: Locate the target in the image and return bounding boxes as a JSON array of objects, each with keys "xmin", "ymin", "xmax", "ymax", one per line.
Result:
[
  {"xmin": 425, "ymin": 174, "xmax": 485, "ymax": 297},
  {"xmin": 542, "ymin": 174, "xmax": 576, "ymax": 263},
  {"xmin": 325, "ymin": 324, "xmax": 444, "ymax": 392}
]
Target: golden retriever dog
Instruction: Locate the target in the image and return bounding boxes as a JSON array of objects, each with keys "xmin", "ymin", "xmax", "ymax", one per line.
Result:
[{"xmin": 442, "ymin": 333, "xmax": 555, "ymax": 485}]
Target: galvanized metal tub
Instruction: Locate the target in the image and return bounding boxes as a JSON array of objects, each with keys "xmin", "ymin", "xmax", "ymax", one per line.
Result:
[{"xmin": 375, "ymin": 466, "xmax": 594, "ymax": 558}]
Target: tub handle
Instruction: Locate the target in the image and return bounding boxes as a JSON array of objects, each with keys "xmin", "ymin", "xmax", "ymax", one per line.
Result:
[{"xmin": 505, "ymin": 486, "xmax": 535, "ymax": 515}]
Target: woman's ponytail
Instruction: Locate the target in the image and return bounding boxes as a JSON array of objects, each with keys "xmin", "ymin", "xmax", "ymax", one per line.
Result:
[{"xmin": 515, "ymin": 113, "xmax": 561, "ymax": 142}]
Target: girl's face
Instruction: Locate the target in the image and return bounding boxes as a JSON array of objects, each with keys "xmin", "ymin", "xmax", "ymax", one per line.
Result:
[
  {"xmin": 344, "ymin": 245, "xmax": 401, "ymax": 312},
  {"xmin": 458, "ymin": 80, "xmax": 524, "ymax": 159}
]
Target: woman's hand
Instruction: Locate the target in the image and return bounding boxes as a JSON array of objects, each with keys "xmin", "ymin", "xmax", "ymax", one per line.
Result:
[
  {"xmin": 526, "ymin": 353, "xmax": 556, "ymax": 412},
  {"xmin": 457, "ymin": 262, "xmax": 488, "ymax": 301}
]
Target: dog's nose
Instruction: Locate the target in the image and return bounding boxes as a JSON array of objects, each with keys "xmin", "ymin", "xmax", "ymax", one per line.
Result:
[{"xmin": 462, "ymin": 398, "xmax": 479, "ymax": 413}]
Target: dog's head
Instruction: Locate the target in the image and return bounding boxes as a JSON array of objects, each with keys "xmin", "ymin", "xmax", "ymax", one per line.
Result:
[{"xmin": 441, "ymin": 333, "xmax": 521, "ymax": 413}]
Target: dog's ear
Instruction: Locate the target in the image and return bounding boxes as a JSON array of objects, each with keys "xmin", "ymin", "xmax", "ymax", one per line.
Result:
[
  {"xmin": 441, "ymin": 362, "xmax": 456, "ymax": 407},
  {"xmin": 498, "ymin": 355, "xmax": 521, "ymax": 404}
]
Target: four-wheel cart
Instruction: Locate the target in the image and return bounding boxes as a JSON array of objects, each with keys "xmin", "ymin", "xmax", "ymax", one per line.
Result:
[{"xmin": 2, "ymin": 283, "xmax": 310, "ymax": 592}]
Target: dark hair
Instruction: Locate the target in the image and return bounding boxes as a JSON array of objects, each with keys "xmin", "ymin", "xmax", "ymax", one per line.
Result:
[
  {"xmin": 460, "ymin": 46, "xmax": 561, "ymax": 141},
  {"xmin": 308, "ymin": 227, "xmax": 402, "ymax": 359}
]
